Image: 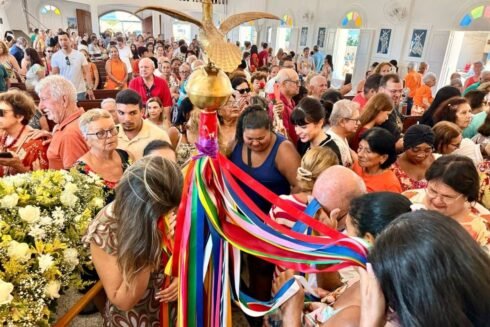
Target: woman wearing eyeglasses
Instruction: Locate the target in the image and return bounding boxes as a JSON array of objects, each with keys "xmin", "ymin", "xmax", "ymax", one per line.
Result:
[
  {"xmin": 392, "ymin": 124, "xmax": 438, "ymax": 191},
  {"xmin": 76, "ymin": 109, "xmax": 132, "ymax": 192},
  {"xmin": 404, "ymin": 155, "xmax": 489, "ymax": 247},
  {"xmin": 104, "ymin": 46, "xmax": 128, "ymax": 90},
  {"xmin": 0, "ymin": 90, "xmax": 48, "ymax": 177}
]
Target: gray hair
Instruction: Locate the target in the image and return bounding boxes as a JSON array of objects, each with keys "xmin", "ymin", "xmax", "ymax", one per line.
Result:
[
  {"xmin": 35, "ymin": 75, "xmax": 77, "ymax": 103},
  {"xmin": 101, "ymin": 98, "xmax": 116, "ymax": 107},
  {"xmin": 329, "ymin": 100, "xmax": 360, "ymax": 126},
  {"xmin": 276, "ymin": 68, "xmax": 297, "ymax": 83},
  {"xmin": 79, "ymin": 109, "xmax": 112, "ymax": 137},
  {"xmin": 407, "ymin": 62, "xmax": 416, "ymax": 70},
  {"xmin": 423, "ymin": 72, "xmax": 437, "ymax": 84}
]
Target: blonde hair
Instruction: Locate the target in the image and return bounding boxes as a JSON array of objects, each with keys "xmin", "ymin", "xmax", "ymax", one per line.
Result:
[
  {"xmin": 359, "ymin": 93, "xmax": 393, "ymax": 127},
  {"xmin": 113, "ymin": 156, "xmax": 183, "ymax": 287},
  {"xmin": 297, "ymin": 147, "xmax": 339, "ymax": 192},
  {"xmin": 79, "ymin": 109, "xmax": 112, "ymax": 137},
  {"xmin": 0, "ymin": 41, "xmax": 8, "ymax": 56},
  {"xmin": 374, "ymin": 62, "xmax": 393, "ymax": 74}
]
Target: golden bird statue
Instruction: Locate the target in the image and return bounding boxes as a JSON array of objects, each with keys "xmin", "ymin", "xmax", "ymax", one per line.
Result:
[{"xmin": 135, "ymin": 0, "xmax": 280, "ymax": 72}]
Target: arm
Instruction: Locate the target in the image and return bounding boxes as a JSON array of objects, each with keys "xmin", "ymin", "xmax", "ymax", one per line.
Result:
[
  {"xmin": 168, "ymin": 127, "xmax": 180, "ymax": 149},
  {"xmin": 36, "ymin": 66, "xmax": 46, "ymax": 80},
  {"xmin": 82, "ymin": 64, "xmax": 95, "ymax": 99},
  {"xmin": 163, "ymin": 106, "xmax": 171, "ymax": 129},
  {"xmin": 90, "ymin": 242, "xmax": 151, "ymax": 311},
  {"xmin": 92, "ymin": 63, "xmax": 99, "ymax": 90},
  {"xmin": 275, "ymin": 140, "xmax": 301, "ymax": 191}
]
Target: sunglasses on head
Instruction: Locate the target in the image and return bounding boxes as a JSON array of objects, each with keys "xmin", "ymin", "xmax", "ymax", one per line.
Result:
[{"xmin": 236, "ymin": 88, "xmax": 251, "ymax": 94}]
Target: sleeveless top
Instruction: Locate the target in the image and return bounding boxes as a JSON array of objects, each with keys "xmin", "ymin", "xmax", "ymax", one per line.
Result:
[{"xmin": 230, "ymin": 133, "xmax": 290, "ymax": 213}]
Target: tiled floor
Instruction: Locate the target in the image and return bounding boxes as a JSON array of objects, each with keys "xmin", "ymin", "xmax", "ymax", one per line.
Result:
[{"xmin": 55, "ymin": 289, "xmax": 251, "ymax": 326}]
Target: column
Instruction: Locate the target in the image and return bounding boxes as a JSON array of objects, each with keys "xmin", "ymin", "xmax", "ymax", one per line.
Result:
[{"xmin": 89, "ymin": 2, "xmax": 99, "ymax": 35}]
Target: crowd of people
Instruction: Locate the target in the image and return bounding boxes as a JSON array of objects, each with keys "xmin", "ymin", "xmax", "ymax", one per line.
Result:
[{"xmin": 0, "ymin": 26, "xmax": 489, "ymax": 326}]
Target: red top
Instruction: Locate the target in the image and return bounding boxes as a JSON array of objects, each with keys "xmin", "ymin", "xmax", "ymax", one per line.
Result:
[
  {"xmin": 258, "ymin": 50, "xmax": 269, "ymax": 67},
  {"xmin": 129, "ymin": 75, "xmax": 173, "ymax": 107},
  {"xmin": 352, "ymin": 93, "xmax": 368, "ymax": 111},
  {"xmin": 268, "ymin": 93, "xmax": 298, "ymax": 144}
]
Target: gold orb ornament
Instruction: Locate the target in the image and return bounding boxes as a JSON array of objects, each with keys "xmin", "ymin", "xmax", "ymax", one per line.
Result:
[{"xmin": 186, "ymin": 63, "xmax": 233, "ymax": 111}]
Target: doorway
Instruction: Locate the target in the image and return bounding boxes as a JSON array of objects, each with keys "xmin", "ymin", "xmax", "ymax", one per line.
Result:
[{"xmin": 332, "ymin": 29, "xmax": 360, "ymax": 88}]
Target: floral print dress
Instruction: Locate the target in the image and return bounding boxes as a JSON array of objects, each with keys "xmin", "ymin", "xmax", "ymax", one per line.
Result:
[{"xmin": 84, "ymin": 205, "xmax": 167, "ymax": 327}]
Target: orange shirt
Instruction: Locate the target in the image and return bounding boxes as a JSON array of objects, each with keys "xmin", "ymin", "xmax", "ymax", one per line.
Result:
[
  {"xmin": 404, "ymin": 71, "xmax": 421, "ymax": 98},
  {"xmin": 353, "ymin": 161, "xmax": 402, "ymax": 193},
  {"xmin": 413, "ymin": 84, "xmax": 433, "ymax": 109},
  {"xmin": 48, "ymin": 108, "xmax": 89, "ymax": 169}
]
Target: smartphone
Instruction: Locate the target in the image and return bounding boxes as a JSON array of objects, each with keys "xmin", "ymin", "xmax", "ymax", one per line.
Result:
[
  {"xmin": 0, "ymin": 152, "xmax": 13, "ymax": 158},
  {"xmin": 344, "ymin": 73, "xmax": 352, "ymax": 85}
]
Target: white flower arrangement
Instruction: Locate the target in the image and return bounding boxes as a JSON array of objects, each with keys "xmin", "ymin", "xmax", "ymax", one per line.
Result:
[{"xmin": 0, "ymin": 169, "xmax": 106, "ymax": 326}]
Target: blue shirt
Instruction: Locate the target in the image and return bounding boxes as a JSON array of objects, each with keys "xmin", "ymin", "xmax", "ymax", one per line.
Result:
[
  {"xmin": 312, "ymin": 52, "xmax": 324, "ymax": 73},
  {"xmin": 9, "ymin": 45, "xmax": 23, "ymax": 67},
  {"xmin": 463, "ymin": 111, "xmax": 486, "ymax": 139}
]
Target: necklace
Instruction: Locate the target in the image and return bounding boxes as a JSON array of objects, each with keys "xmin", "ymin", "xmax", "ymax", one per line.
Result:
[{"xmin": 1, "ymin": 125, "xmax": 26, "ymax": 150}]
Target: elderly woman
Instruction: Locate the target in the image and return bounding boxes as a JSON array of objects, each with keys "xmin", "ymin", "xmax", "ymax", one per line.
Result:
[
  {"xmin": 404, "ymin": 155, "xmax": 489, "ymax": 246},
  {"xmin": 0, "ymin": 90, "xmax": 48, "ymax": 176},
  {"xmin": 392, "ymin": 124, "xmax": 437, "ymax": 191},
  {"xmin": 349, "ymin": 93, "xmax": 393, "ymax": 151},
  {"xmin": 84, "ymin": 156, "xmax": 182, "ymax": 326},
  {"xmin": 218, "ymin": 96, "xmax": 240, "ymax": 154},
  {"xmin": 413, "ymin": 72, "xmax": 437, "ymax": 113},
  {"xmin": 353, "ymin": 127, "xmax": 402, "ymax": 193},
  {"xmin": 327, "ymin": 99, "xmax": 360, "ymax": 167},
  {"xmin": 230, "ymin": 105, "xmax": 300, "ymax": 304},
  {"xmin": 433, "ymin": 96, "xmax": 483, "ymax": 164},
  {"xmin": 76, "ymin": 109, "xmax": 132, "ymax": 191}
]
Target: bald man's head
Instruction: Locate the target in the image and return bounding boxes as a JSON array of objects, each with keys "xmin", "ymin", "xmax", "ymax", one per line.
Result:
[
  {"xmin": 312, "ymin": 165, "xmax": 366, "ymax": 218},
  {"xmin": 276, "ymin": 68, "xmax": 300, "ymax": 98},
  {"xmin": 139, "ymin": 57, "xmax": 156, "ymax": 78}
]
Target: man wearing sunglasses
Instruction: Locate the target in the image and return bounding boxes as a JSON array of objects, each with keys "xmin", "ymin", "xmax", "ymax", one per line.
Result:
[{"xmin": 51, "ymin": 31, "xmax": 95, "ymax": 101}]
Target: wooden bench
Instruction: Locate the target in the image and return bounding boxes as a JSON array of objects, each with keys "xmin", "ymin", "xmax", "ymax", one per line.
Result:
[
  {"xmin": 10, "ymin": 82, "xmax": 26, "ymax": 90},
  {"xmin": 92, "ymin": 89, "xmax": 118, "ymax": 99}
]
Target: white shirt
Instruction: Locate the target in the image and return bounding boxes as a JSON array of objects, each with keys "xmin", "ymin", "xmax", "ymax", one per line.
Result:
[
  {"xmin": 117, "ymin": 45, "xmax": 133, "ymax": 73},
  {"xmin": 117, "ymin": 119, "xmax": 170, "ymax": 160},
  {"xmin": 51, "ymin": 49, "xmax": 88, "ymax": 93}
]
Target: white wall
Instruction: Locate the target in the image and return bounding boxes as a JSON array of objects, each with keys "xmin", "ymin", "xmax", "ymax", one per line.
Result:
[{"xmin": 457, "ymin": 32, "xmax": 489, "ymax": 69}]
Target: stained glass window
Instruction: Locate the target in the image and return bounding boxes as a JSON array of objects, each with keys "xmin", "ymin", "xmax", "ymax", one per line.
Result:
[
  {"xmin": 341, "ymin": 11, "xmax": 362, "ymax": 28},
  {"xmin": 459, "ymin": 5, "xmax": 490, "ymax": 27},
  {"xmin": 41, "ymin": 5, "xmax": 61, "ymax": 16}
]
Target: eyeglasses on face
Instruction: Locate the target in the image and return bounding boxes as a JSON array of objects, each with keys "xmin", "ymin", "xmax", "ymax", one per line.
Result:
[
  {"xmin": 284, "ymin": 79, "xmax": 300, "ymax": 86},
  {"xmin": 86, "ymin": 126, "xmax": 119, "ymax": 139},
  {"xmin": 425, "ymin": 184, "xmax": 464, "ymax": 205},
  {"xmin": 65, "ymin": 56, "xmax": 71, "ymax": 66},
  {"xmin": 236, "ymin": 88, "xmax": 251, "ymax": 95},
  {"xmin": 179, "ymin": 70, "xmax": 190, "ymax": 74},
  {"xmin": 344, "ymin": 117, "xmax": 360, "ymax": 123}
]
